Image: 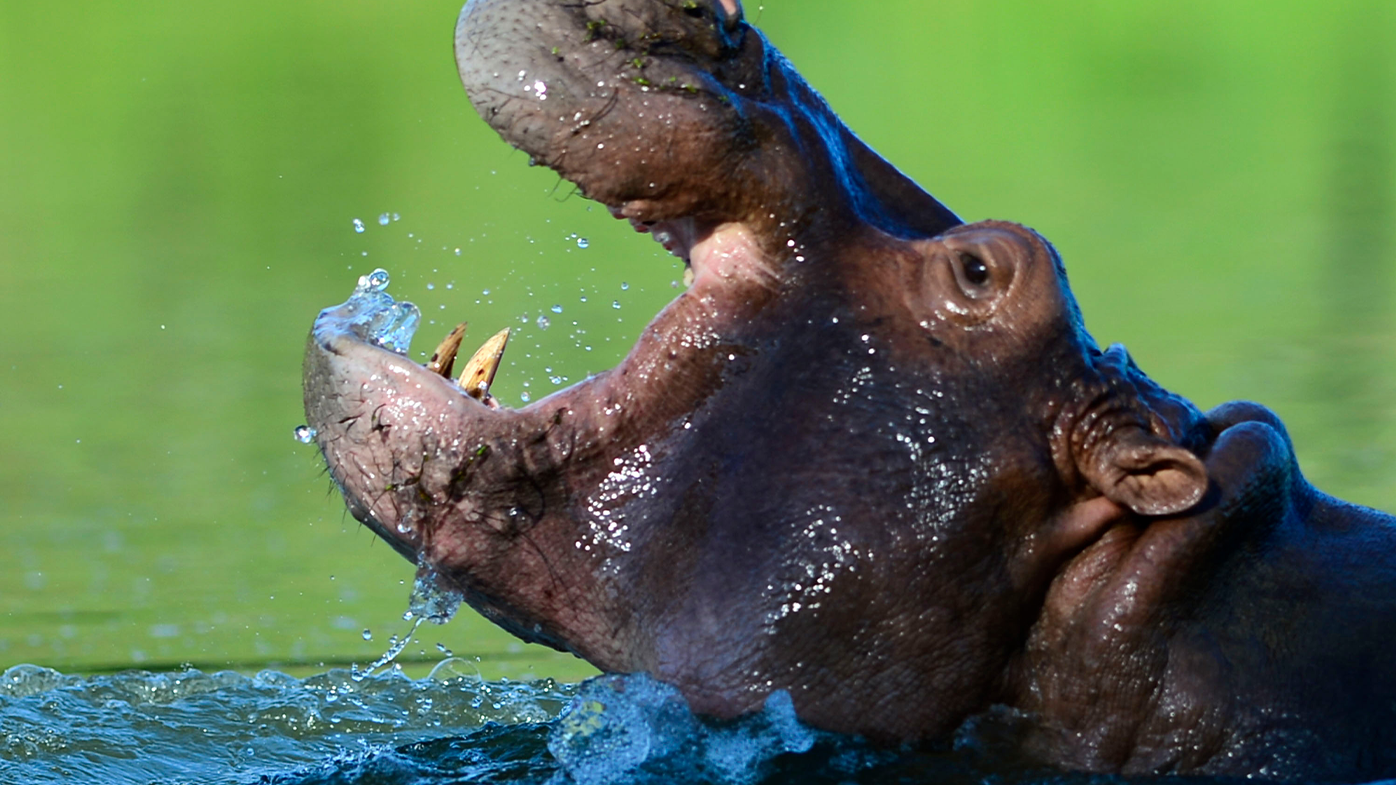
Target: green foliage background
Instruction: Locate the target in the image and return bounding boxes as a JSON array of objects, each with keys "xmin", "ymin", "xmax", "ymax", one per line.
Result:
[{"xmin": 1, "ymin": 0, "xmax": 1392, "ymax": 678}]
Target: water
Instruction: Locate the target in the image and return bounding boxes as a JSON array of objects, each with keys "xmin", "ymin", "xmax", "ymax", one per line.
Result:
[
  {"xmin": 334, "ymin": 268, "xmax": 421, "ymax": 355},
  {"xmin": 0, "ymin": 663, "xmax": 570, "ymax": 785},
  {"xmin": 547, "ymin": 675, "xmax": 817, "ymax": 785},
  {"xmin": 0, "ymin": 666, "xmax": 1274, "ymax": 785},
  {"xmin": 346, "ymin": 568, "xmax": 466, "ymax": 683},
  {"xmin": 402, "ymin": 567, "xmax": 463, "ymax": 627}
]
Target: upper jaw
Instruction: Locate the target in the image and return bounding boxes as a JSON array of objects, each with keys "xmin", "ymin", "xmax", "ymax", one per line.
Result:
[{"xmin": 455, "ymin": 0, "xmax": 783, "ymax": 228}]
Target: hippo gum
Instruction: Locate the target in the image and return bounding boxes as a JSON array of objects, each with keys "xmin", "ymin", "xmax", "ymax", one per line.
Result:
[{"xmin": 302, "ymin": 1, "xmax": 1396, "ymax": 779}]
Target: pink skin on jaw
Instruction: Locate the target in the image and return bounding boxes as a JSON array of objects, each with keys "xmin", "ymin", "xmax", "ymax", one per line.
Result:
[{"xmin": 609, "ymin": 207, "xmax": 769, "ymax": 292}]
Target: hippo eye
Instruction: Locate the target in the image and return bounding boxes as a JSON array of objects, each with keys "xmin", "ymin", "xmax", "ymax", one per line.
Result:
[{"xmin": 958, "ymin": 252, "xmax": 990, "ymax": 286}]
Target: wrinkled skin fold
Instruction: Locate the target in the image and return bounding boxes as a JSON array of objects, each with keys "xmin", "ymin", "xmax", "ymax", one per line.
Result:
[{"xmin": 303, "ymin": 1, "xmax": 1396, "ymax": 779}]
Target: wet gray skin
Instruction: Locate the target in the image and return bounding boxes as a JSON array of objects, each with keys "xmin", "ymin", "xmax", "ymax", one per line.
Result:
[{"xmin": 303, "ymin": 0, "xmax": 1396, "ymax": 779}]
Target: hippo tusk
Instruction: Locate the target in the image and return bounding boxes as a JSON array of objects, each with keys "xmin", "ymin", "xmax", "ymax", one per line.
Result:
[
  {"xmin": 426, "ymin": 322, "xmax": 468, "ymax": 378},
  {"xmin": 459, "ymin": 327, "xmax": 510, "ymax": 401}
]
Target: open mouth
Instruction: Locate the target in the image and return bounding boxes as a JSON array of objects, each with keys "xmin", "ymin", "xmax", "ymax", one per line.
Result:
[
  {"xmin": 308, "ymin": 200, "xmax": 764, "ymax": 420},
  {"xmin": 621, "ymin": 211, "xmax": 702, "ymax": 288},
  {"xmin": 301, "ymin": 188, "xmax": 775, "ymax": 562}
]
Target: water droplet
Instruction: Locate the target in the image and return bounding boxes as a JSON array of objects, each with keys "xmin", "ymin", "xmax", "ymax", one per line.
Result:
[
  {"xmin": 377, "ymin": 213, "xmax": 390, "ymax": 226},
  {"xmin": 362, "ymin": 629, "xmax": 373, "ymax": 641},
  {"xmin": 536, "ymin": 315, "xmax": 551, "ymax": 329},
  {"xmin": 293, "ymin": 425, "xmax": 316, "ymax": 444},
  {"xmin": 520, "ymin": 391, "xmax": 531, "ymax": 403},
  {"xmin": 392, "ymin": 213, "xmax": 401, "ymax": 222},
  {"xmin": 621, "ymin": 282, "xmax": 630, "ymax": 291},
  {"xmin": 352, "ymin": 218, "xmax": 365, "ymax": 233},
  {"xmin": 579, "ymin": 296, "xmax": 588, "ymax": 303},
  {"xmin": 454, "ymin": 248, "xmax": 462, "ymax": 256},
  {"xmin": 361, "ymin": 268, "xmax": 391, "ymax": 292},
  {"xmin": 576, "ymin": 237, "xmax": 590, "ymax": 249},
  {"xmin": 426, "ymin": 283, "xmax": 435, "ymax": 290},
  {"xmin": 612, "ymin": 300, "xmax": 621, "ymax": 309},
  {"xmin": 436, "ymin": 643, "xmax": 454, "ymax": 656},
  {"xmin": 550, "ymin": 375, "xmax": 563, "ymax": 385},
  {"xmin": 551, "ymin": 304, "xmax": 563, "ymax": 314}
]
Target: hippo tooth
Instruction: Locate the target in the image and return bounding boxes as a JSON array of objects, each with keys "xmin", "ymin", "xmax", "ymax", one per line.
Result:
[
  {"xmin": 459, "ymin": 327, "xmax": 511, "ymax": 401},
  {"xmin": 683, "ymin": 266, "xmax": 695, "ymax": 288},
  {"xmin": 426, "ymin": 322, "xmax": 468, "ymax": 378}
]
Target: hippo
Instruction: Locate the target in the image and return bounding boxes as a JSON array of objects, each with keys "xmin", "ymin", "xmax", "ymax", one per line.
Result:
[{"xmin": 301, "ymin": 0, "xmax": 1396, "ymax": 779}]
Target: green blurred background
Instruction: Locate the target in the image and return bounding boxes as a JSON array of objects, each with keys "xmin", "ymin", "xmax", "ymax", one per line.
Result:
[{"xmin": 1, "ymin": 0, "xmax": 1392, "ymax": 679}]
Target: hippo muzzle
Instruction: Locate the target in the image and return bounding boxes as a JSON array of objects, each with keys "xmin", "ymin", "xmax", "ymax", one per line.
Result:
[{"xmin": 304, "ymin": 1, "xmax": 1396, "ymax": 779}]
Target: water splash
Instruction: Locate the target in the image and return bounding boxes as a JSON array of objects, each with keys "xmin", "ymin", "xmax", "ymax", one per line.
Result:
[
  {"xmin": 351, "ymin": 621, "xmax": 422, "ymax": 682},
  {"xmin": 548, "ymin": 673, "xmax": 818, "ymax": 785},
  {"xmin": 352, "ymin": 565, "xmax": 465, "ymax": 683},
  {"xmin": 404, "ymin": 564, "xmax": 464, "ymax": 626},
  {"xmin": 0, "ymin": 664, "xmax": 576, "ymax": 784},
  {"xmin": 0, "ymin": 664, "xmax": 1108, "ymax": 784},
  {"xmin": 335, "ymin": 268, "xmax": 422, "ymax": 355}
]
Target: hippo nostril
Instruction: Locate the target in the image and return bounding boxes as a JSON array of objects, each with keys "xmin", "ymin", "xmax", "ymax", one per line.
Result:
[
  {"xmin": 960, "ymin": 253, "xmax": 990, "ymax": 286},
  {"xmin": 683, "ymin": 3, "xmax": 704, "ymax": 18}
]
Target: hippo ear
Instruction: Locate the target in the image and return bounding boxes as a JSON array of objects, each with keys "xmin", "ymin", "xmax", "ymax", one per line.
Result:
[{"xmin": 1082, "ymin": 427, "xmax": 1209, "ymax": 516}]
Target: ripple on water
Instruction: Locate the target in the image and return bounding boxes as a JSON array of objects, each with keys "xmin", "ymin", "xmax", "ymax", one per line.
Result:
[{"xmin": 0, "ymin": 664, "xmax": 1307, "ymax": 785}]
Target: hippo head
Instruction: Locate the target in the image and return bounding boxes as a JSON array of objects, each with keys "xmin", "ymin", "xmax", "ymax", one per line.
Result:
[{"xmin": 303, "ymin": 0, "xmax": 1216, "ymax": 742}]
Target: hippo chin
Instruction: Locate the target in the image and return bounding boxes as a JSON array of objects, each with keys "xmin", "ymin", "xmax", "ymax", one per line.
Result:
[{"xmin": 303, "ymin": 0, "xmax": 1396, "ymax": 779}]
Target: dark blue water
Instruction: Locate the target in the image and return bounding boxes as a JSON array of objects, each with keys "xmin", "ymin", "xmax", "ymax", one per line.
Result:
[{"xmin": 0, "ymin": 663, "xmax": 1346, "ymax": 785}]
